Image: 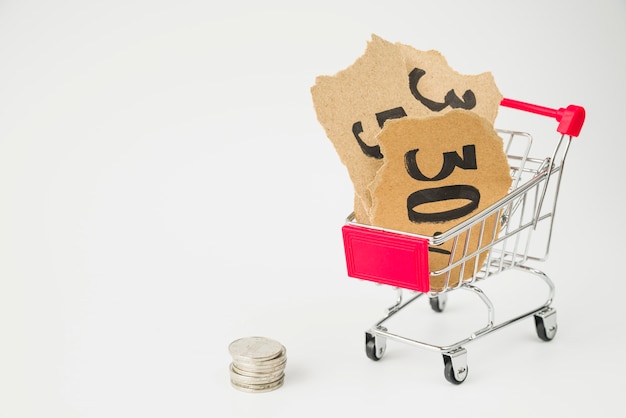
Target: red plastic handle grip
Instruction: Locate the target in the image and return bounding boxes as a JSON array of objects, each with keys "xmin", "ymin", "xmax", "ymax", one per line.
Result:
[{"xmin": 500, "ymin": 98, "xmax": 586, "ymax": 137}]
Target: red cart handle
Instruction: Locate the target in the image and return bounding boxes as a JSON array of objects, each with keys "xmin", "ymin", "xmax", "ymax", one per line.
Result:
[{"xmin": 500, "ymin": 98, "xmax": 586, "ymax": 137}]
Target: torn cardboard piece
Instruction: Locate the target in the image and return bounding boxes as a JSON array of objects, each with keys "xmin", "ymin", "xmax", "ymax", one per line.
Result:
[
  {"xmin": 369, "ymin": 110, "xmax": 512, "ymax": 290},
  {"xmin": 311, "ymin": 35, "xmax": 411, "ymax": 224},
  {"xmin": 311, "ymin": 34, "xmax": 503, "ymax": 224}
]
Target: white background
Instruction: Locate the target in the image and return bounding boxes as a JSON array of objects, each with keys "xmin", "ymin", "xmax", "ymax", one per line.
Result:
[{"xmin": 1, "ymin": 1, "xmax": 624, "ymax": 417}]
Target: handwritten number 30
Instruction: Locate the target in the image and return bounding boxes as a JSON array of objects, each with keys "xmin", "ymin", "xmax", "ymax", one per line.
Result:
[{"xmin": 350, "ymin": 67, "xmax": 481, "ymax": 224}]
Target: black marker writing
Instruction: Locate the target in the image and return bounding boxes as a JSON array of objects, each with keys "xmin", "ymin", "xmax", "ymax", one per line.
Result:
[
  {"xmin": 404, "ymin": 145, "xmax": 477, "ymax": 181},
  {"xmin": 407, "ymin": 185, "xmax": 480, "ymax": 223},
  {"xmin": 352, "ymin": 122, "xmax": 383, "ymax": 159},
  {"xmin": 409, "ymin": 67, "xmax": 476, "ymax": 112},
  {"xmin": 351, "ymin": 107, "xmax": 407, "ymax": 159},
  {"xmin": 376, "ymin": 107, "xmax": 407, "ymax": 127},
  {"xmin": 404, "ymin": 144, "xmax": 480, "ymax": 224},
  {"xmin": 352, "ymin": 68, "xmax": 477, "ymax": 158}
]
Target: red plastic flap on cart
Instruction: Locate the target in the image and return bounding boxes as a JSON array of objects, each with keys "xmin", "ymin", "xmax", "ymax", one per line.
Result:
[{"xmin": 342, "ymin": 224, "xmax": 430, "ymax": 292}]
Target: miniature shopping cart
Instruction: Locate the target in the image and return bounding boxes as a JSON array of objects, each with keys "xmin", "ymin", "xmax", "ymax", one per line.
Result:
[{"xmin": 342, "ymin": 98, "xmax": 585, "ymax": 384}]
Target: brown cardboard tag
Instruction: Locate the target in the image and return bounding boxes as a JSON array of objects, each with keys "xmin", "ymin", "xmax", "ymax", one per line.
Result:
[
  {"xmin": 311, "ymin": 34, "xmax": 503, "ymax": 223},
  {"xmin": 369, "ymin": 110, "xmax": 512, "ymax": 290}
]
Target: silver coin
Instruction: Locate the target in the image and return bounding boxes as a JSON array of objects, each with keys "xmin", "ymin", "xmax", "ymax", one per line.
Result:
[
  {"xmin": 229, "ymin": 337, "xmax": 284, "ymax": 362},
  {"xmin": 230, "ymin": 363, "xmax": 285, "ymax": 380},
  {"xmin": 230, "ymin": 375, "xmax": 285, "ymax": 388},
  {"xmin": 230, "ymin": 372, "xmax": 285, "ymax": 385},
  {"xmin": 230, "ymin": 376, "xmax": 284, "ymax": 393},
  {"xmin": 233, "ymin": 366, "xmax": 286, "ymax": 378},
  {"xmin": 230, "ymin": 366, "xmax": 284, "ymax": 385},
  {"xmin": 233, "ymin": 354, "xmax": 287, "ymax": 370},
  {"xmin": 231, "ymin": 363, "xmax": 286, "ymax": 378},
  {"xmin": 228, "ymin": 336, "xmax": 287, "ymax": 393}
]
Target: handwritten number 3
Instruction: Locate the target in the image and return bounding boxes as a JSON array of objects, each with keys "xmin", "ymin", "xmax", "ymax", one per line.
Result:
[
  {"xmin": 404, "ymin": 145, "xmax": 477, "ymax": 181},
  {"xmin": 351, "ymin": 67, "xmax": 477, "ymax": 159},
  {"xmin": 408, "ymin": 68, "xmax": 477, "ymax": 112}
]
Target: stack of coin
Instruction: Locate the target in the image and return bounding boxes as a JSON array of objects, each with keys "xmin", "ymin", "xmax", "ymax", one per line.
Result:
[{"xmin": 228, "ymin": 336, "xmax": 287, "ymax": 393}]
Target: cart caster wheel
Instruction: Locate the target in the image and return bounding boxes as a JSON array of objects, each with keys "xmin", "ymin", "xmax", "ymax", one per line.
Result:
[
  {"xmin": 365, "ymin": 328, "xmax": 387, "ymax": 361},
  {"xmin": 443, "ymin": 348, "xmax": 468, "ymax": 385},
  {"xmin": 429, "ymin": 294, "xmax": 447, "ymax": 313},
  {"xmin": 534, "ymin": 307, "xmax": 557, "ymax": 341}
]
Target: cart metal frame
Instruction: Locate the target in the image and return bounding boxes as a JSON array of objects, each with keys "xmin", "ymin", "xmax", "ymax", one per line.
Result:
[{"xmin": 342, "ymin": 99, "xmax": 585, "ymax": 384}]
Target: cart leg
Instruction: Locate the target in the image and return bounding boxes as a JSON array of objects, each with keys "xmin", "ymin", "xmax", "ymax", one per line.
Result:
[
  {"xmin": 534, "ymin": 307, "xmax": 557, "ymax": 341},
  {"xmin": 442, "ymin": 347, "xmax": 468, "ymax": 384},
  {"xmin": 365, "ymin": 327, "xmax": 387, "ymax": 361}
]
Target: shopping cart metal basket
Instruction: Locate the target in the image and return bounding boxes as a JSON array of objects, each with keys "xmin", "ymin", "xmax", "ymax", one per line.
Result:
[{"xmin": 342, "ymin": 98, "xmax": 585, "ymax": 384}]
